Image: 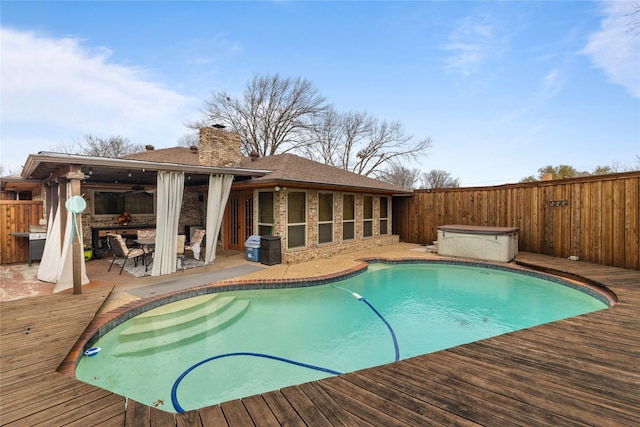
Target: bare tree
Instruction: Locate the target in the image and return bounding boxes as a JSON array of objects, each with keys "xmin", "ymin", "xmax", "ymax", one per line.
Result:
[
  {"xmin": 50, "ymin": 140, "xmax": 78, "ymax": 154},
  {"xmin": 52, "ymin": 135, "xmax": 143, "ymax": 158},
  {"xmin": 306, "ymin": 107, "xmax": 432, "ymax": 177},
  {"xmin": 176, "ymin": 132, "xmax": 199, "ymax": 148},
  {"xmin": 195, "ymin": 73, "xmax": 328, "ymax": 156},
  {"xmin": 377, "ymin": 162, "xmax": 421, "ymax": 189},
  {"xmin": 421, "ymin": 169, "xmax": 460, "ymax": 189},
  {"xmin": 304, "ymin": 107, "xmax": 371, "ymax": 169},
  {"xmin": 628, "ymin": 3, "xmax": 640, "ymax": 36},
  {"xmin": 0, "ymin": 164, "xmax": 20, "ymax": 176},
  {"xmin": 80, "ymin": 135, "xmax": 143, "ymax": 158},
  {"xmin": 193, "ymin": 73, "xmax": 431, "ymax": 176}
]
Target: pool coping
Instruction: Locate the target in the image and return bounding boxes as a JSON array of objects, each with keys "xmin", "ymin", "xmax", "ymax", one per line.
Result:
[{"xmin": 57, "ymin": 256, "xmax": 617, "ymax": 379}]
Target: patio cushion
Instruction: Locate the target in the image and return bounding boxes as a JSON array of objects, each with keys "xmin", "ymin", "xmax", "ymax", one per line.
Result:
[
  {"xmin": 111, "ymin": 234, "xmax": 144, "ymax": 258},
  {"xmin": 136, "ymin": 229, "xmax": 156, "ymax": 240}
]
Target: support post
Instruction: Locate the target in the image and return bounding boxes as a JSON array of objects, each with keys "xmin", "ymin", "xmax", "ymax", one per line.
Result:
[{"xmin": 67, "ymin": 169, "xmax": 84, "ymax": 295}]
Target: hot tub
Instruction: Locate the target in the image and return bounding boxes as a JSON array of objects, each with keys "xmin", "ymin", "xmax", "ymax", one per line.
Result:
[{"xmin": 437, "ymin": 225, "xmax": 519, "ymax": 262}]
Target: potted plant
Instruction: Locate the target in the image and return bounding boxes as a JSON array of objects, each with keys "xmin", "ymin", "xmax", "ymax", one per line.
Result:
[{"xmin": 118, "ymin": 212, "xmax": 132, "ymax": 225}]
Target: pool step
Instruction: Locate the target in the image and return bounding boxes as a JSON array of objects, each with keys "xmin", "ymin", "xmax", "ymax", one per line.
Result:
[
  {"xmin": 118, "ymin": 294, "xmax": 237, "ymax": 341},
  {"xmin": 112, "ymin": 296, "xmax": 250, "ymax": 357},
  {"xmin": 131, "ymin": 294, "xmax": 221, "ymax": 324}
]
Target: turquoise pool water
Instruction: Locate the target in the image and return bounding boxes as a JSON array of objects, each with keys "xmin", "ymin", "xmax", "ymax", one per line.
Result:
[{"xmin": 76, "ymin": 263, "xmax": 608, "ymax": 413}]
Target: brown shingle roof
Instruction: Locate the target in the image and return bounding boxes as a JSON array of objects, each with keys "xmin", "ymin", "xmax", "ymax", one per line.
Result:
[
  {"xmin": 122, "ymin": 147, "xmax": 410, "ymax": 194},
  {"xmin": 239, "ymin": 153, "xmax": 410, "ymax": 193},
  {"xmin": 121, "ymin": 147, "xmax": 200, "ymax": 165}
]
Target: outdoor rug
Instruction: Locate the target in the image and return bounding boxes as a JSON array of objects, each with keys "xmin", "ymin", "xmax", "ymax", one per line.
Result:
[{"xmin": 112, "ymin": 256, "xmax": 205, "ymax": 278}]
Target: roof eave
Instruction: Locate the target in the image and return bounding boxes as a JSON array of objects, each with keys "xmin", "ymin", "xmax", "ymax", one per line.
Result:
[
  {"xmin": 233, "ymin": 177, "xmax": 412, "ymax": 195},
  {"xmin": 21, "ymin": 152, "xmax": 271, "ymax": 179}
]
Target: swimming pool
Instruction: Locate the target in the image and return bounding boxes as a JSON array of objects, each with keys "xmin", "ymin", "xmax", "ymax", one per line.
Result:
[{"xmin": 76, "ymin": 261, "xmax": 610, "ymax": 413}]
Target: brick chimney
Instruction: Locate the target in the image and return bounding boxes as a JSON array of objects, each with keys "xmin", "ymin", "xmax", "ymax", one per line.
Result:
[{"xmin": 198, "ymin": 127, "xmax": 242, "ymax": 167}]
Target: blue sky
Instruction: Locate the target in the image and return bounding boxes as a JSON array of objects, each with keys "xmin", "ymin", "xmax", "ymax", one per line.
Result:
[{"xmin": 2, "ymin": 0, "xmax": 639, "ymax": 186}]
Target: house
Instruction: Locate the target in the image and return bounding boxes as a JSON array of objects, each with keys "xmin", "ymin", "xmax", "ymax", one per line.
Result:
[
  {"xmin": 123, "ymin": 127, "xmax": 412, "ymax": 263},
  {"xmin": 2, "ymin": 127, "xmax": 411, "ymax": 289}
]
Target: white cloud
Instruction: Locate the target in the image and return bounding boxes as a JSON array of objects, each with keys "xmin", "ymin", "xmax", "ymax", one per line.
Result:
[
  {"xmin": 541, "ymin": 68, "xmax": 563, "ymax": 99},
  {"xmin": 441, "ymin": 15, "xmax": 503, "ymax": 77},
  {"xmin": 0, "ymin": 28, "xmax": 199, "ymax": 171},
  {"xmin": 583, "ymin": 1, "xmax": 640, "ymax": 98}
]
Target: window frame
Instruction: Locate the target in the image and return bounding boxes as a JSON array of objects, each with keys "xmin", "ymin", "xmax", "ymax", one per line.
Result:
[
  {"xmin": 362, "ymin": 195, "xmax": 373, "ymax": 238},
  {"xmin": 342, "ymin": 193, "xmax": 355, "ymax": 241},
  {"xmin": 318, "ymin": 192, "xmax": 334, "ymax": 245},
  {"xmin": 257, "ymin": 190, "xmax": 275, "ymax": 236},
  {"xmin": 287, "ymin": 190, "xmax": 307, "ymax": 249},
  {"xmin": 379, "ymin": 196, "xmax": 389, "ymax": 235},
  {"xmin": 91, "ymin": 189, "xmax": 156, "ymax": 217}
]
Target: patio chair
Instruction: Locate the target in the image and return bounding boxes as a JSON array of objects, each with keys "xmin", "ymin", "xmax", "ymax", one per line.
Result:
[
  {"xmin": 185, "ymin": 229, "xmax": 205, "ymax": 261},
  {"xmin": 107, "ymin": 234, "xmax": 146, "ymax": 274}
]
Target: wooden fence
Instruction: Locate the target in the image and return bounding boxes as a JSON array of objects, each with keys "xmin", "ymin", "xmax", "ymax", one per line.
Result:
[
  {"xmin": 393, "ymin": 171, "xmax": 639, "ymax": 270},
  {"xmin": 0, "ymin": 201, "xmax": 44, "ymax": 264},
  {"xmin": 2, "ymin": 172, "xmax": 639, "ymax": 270}
]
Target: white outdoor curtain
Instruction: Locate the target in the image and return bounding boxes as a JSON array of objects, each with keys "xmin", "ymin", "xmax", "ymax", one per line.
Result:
[
  {"xmin": 151, "ymin": 171, "xmax": 184, "ymax": 276},
  {"xmin": 38, "ymin": 183, "xmax": 89, "ymax": 292},
  {"xmin": 38, "ymin": 189, "xmax": 60, "ymax": 283},
  {"xmin": 204, "ymin": 174, "xmax": 234, "ymax": 264}
]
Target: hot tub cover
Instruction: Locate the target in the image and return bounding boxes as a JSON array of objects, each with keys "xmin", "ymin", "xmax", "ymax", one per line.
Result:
[{"xmin": 437, "ymin": 225, "xmax": 519, "ymax": 235}]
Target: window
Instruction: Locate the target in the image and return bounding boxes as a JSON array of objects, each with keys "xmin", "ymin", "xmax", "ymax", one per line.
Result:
[
  {"xmin": 93, "ymin": 191, "xmax": 154, "ymax": 215},
  {"xmin": 363, "ymin": 195, "xmax": 373, "ymax": 238},
  {"xmin": 379, "ymin": 196, "xmax": 389, "ymax": 235},
  {"xmin": 258, "ymin": 191, "xmax": 274, "ymax": 236},
  {"xmin": 318, "ymin": 192, "xmax": 333, "ymax": 244},
  {"xmin": 287, "ymin": 191, "xmax": 306, "ymax": 249},
  {"xmin": 342, "ymin": 194, "xmax": 355, "ymax": 240}
]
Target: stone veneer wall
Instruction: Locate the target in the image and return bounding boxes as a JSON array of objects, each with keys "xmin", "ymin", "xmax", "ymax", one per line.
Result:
[
  {"xmin": 199, "ymin": 127, "xmax": 242, "ymax": 167},
  {"xmin": 81, "ymin": 190, "xmax": 204, "ymax": 248},
  {"xmin": 179, "ymin": 191, "xmax": 205, "ymax": 235},
  {"xmin": 263, "ymin": 189, "xmax": 398, "ymax": 264}
]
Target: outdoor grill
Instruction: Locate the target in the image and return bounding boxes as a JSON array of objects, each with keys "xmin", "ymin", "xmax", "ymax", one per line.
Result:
[{"xmin": 11, "ymin": 225, "xmax": 47, "ymax": 266}]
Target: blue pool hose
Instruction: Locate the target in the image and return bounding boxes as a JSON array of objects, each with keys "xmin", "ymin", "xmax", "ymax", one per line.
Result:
[
  {"xmin": 171, "ymin": 286, "xmax": 399, "ymax": 413},
  {"xmin": 171, "ymin": 352, "xmax": 341, "ymax": 413},
  {"xmin": 361, "ymin": 299, "xmax": 400, "ymax": 362},
  {"xmin": 332, "ymin": 285, "xmax": 400, "ymax": 362}
]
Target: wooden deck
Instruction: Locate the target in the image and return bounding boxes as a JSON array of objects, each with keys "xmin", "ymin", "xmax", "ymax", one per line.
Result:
[{"xmin": 1, "ymin": 253, "xmax": 638, "ymax": 426}]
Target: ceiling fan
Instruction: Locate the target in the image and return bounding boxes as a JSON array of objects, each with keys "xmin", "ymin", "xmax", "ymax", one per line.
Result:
[{"xmin": 128, "ymin": 181, "xmax": 156, "ymax": 194}]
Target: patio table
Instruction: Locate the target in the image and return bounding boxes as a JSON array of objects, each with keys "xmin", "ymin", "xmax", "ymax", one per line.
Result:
[{"xmin": 134, "ymin": 239, "xmax": 155, "ymax": 271}]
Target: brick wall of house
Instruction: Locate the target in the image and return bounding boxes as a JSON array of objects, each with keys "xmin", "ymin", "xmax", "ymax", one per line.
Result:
[
  {"xmin": 262, "ymin": 189, "xmax": 398, "ymax": 264},
  {"xmin": 199, "ymin": 127, "xmax": 242, "ymax": 167}
]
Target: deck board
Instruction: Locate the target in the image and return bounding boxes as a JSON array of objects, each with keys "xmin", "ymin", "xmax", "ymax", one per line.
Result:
[
  {"xmin": 260, "ymin": 390, "xmax": 307, "ymax": 426},
  {"xmin": 219, "ymin": 399, "xmax": 256, "ymax": 427},
  {"xmin": 1, "ymin": 253, "xmax": 638, "ymax": 426},
  {"xmin": 391, "ymin": 357, "xmax": 574, "ymax": 427},
  {"xmin": 239, "ymin": 395, "xmax": 281, "ymax": 426}
]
